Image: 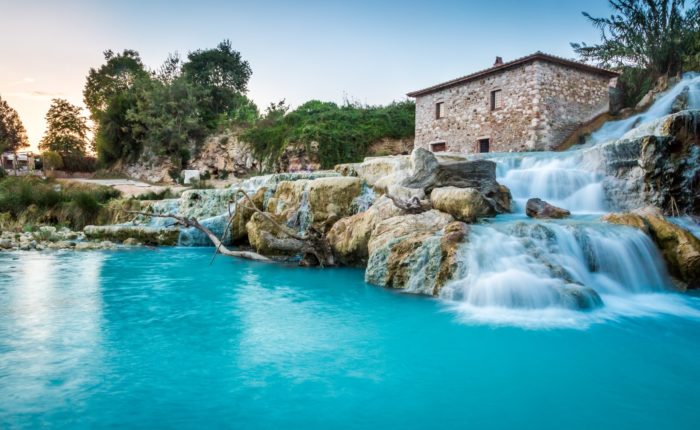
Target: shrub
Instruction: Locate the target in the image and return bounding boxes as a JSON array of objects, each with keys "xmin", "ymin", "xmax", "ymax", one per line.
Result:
[
  {"xmin": 133, "ymin": 188, "xmax": 179, "ymax": 200},
  {"xmin": 242, "ymin": 99, "xmax": 415, "ymax": 170},
  {"xmin": 61, "ymin": 154, "xmax": 98, "ymax": 172},
  {"xmin": 0, "ymin": 176, "xmax": 121, "ymax": 230},
  {"xmin": 42, "ymin": 151, "xmax": 64, "ymax": 171}
]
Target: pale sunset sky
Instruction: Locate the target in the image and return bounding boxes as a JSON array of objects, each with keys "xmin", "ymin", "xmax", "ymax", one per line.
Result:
[{"xmin": 0, "ymin": 0, "xmax": 611, "ymax": 150}]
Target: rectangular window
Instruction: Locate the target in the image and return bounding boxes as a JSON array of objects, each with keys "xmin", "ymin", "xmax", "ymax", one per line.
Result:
[
  {"xmin": 435, "ymin": 102, "xmax": 445, "ymax": 119},
  {"xmin": 431, "ymin": 142, "xmax": 447, "ymax": 152},
  {"xmin": 490, "ymin": 89, "xmax": 502, "ymax": 111},
  {"xmin": 478, "ymin": 138, "xmax": 490, "ymax": 153}
]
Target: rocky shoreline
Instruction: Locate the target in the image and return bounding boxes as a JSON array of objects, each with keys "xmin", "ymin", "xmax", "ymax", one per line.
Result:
[{"xmin": 2, "ymin": 109, "xmax": 700, "ymax": 306}]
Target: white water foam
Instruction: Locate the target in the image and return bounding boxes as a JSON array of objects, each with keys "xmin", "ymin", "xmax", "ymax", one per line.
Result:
[{"xmin": 442, "ymin": 74, "xmax": 700, "ymax": 327}]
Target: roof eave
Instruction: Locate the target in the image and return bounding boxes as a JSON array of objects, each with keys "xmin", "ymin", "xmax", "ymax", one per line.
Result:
[{"xmin": 406, "ymin": 53, "xmax": 619, "ymax": 98}]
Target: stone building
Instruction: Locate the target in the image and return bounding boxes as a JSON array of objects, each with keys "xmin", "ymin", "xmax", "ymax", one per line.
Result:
[{"xmin": 407, "ymin": 52, "xmax": 619, "ymax": 153}]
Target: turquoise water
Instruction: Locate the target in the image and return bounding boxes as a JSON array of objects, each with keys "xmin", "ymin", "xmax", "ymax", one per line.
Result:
[{"xmin": 2, "ymin": 248, "xmax": 700, "ymax": 429}]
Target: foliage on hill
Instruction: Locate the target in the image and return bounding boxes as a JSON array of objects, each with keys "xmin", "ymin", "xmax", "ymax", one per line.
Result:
[
  {"xmin": 241, "ymin": 99, "xmax": 415, "ymax": 170},
  {"xmin": 0, "ymin": 176, "xmax": 121, "ymax": 230},
  {"xmin": 84, "ymin": 41, "xmax": 414, "ymax": 174},
  {"xmin": 573, "ymin": 0, "xmax": 700, "ymax": 107}
]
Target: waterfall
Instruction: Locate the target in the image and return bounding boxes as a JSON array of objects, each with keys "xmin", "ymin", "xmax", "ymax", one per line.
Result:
[
  {"xmin": 589, "ymin": 72, "xmax": 700, "ymax": 144},
  {"xmin": 437, "ymin": 74, "xmax": 700, "ymax": 325},
  {"xmin": 490, "ymin": 150, "xmax": 607, "ymax": 213},
  {"xmin": 351, "ymin": 183, "xmax": 377, "ymax": 214},
  {"xmin": 479, "ymin": 73, "xmax": 700, "ymax": 215},
  {"xmin": 441, "ymin": 221, "xmax": 669, "ymax": 308},
  {"xmin": 287, "ymin": 183, "xmax": 312, "ymax": 233}
]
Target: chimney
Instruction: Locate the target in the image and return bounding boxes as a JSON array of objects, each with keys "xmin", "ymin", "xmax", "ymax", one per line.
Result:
[{"xmin": 494, "ymin": 56, "xmax": 504, "ymax": 66}]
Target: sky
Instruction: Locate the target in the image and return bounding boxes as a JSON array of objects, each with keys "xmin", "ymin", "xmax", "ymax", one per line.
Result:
[{"xmin": 0, "ymin": 0, "xmax": 612, "ymax": 150}]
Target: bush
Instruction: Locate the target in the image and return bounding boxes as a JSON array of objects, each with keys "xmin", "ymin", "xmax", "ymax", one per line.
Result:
[
  {"xmin": 242, "ymin": 99, "xmax": 415, "ymax": 170},
  {"xmin": 61, "ymin": 154, "xmax": 98, "ymax": 172},
  {"xmin": 0, "ymin": 166, "xmax": 5, "ymax": 179},
  {"xmin": 0, "ymin": 176, "xmax": 121, "ymax": 230},
  {"xmin": 133, "ymin": 188, "xmax": 179, "ymax": 200},
  {"xmin": 42, "ymin": 151, "xmax": 63, "ymax": 171}
]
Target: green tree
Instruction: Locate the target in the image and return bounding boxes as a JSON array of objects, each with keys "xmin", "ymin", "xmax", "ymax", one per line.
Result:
[
  {"xmin": 182, "ymin": 40, "xmax": 253, "ymax": 124},
  {"xmin": 39, "ymin": 99, "xmax": 90, "ymax": 156},
  {"xmin": 572, "ymin": 0, "xmax": 699, "ymax": 76},
  {"xmin": 0, "ymin": 96, "xmax": 29, "ymax": 154},
  {"xmin": 127, "ymin": 76, "xmax": 210, "ymax": 168},
  {"xmin": 94, "ymin": 90, "xmax": 141, "ymax": 164},
  {"xmin": 42, "ymin": 151, "xmax": 64, "ymax": 172},
  {"xmin": 83, "ymin": 49, "xmax": 149, "ymax": 122}
]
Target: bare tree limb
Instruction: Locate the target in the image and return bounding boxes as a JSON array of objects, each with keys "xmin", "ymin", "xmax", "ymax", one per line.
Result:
[
  {"xmin": 228, "ymin": 188, "xmax": 335, "ymax": 267},
  {"xmin": 385, "ymin": 193, "xmax": 432, "ymax": 214},
  {"xmin": 125, "ymin": 211, "xmax": 271, "ymax": 262}
]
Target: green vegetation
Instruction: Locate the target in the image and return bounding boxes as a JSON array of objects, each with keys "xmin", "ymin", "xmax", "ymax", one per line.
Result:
[
  {"xmin": 84, "ymin": 40, "xmax": 412, "ymax": 174},
  {"xmin": 132, "ymin": 188, "xmax": 179, "ymax": 201},
  {"xmin": 87, "ymin": 41, "xmax": 259, "ymax": 169},
  {"xmin": 0, "ymin": 96, "xmax": 29, "ymax": 154},
  {"xmin": 573, "ymin": 0, "xmax": 700, "ymax": 107},
  {"xmin": 241, "ymin": 99, "xmax": 415, "ymax": 170},
  {"xmin": 39, "ymin": 98, "xmax": 90, "ymax": 156},
  {"xmin": 0, "ymin": 176, "xmax": 121, "ymax": 230}
]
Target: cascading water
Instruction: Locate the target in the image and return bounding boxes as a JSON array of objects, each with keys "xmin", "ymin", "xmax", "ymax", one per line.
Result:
[
  {"xmin": 589, "ymin": 72, "xmax": 700, "ymax": 144},
  {"xmin": 139, "ymin": 172, "xmax": 341, "ymax": 246},
  {"xmin": 440, "ymin": 73, "xmax": 700, "ymax": 325}
]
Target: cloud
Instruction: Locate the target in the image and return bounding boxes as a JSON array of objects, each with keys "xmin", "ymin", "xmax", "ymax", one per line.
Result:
[{"xmin": 4, "ymin": 90, "xmax": 65, "ymax": 100}]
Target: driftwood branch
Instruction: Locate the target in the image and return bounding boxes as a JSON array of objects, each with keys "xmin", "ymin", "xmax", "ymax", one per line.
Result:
[
  {"xmin": 385, "ymin": 193, "xmax": 432, "ymax": 214},
  {"xmin": 125, "ymin": 211, "xmax": 271, "ymax": 262},
  {"xmin": 229, "ymin": 188, "xmax": 335, "ymax": 267}
]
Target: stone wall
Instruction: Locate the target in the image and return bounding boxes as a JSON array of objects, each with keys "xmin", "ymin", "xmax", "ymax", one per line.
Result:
[
  {"xmin": 414, "ymin": 60, "xmax": 614, "ymax": 153},
  {"xmin": 535, "ymin": 61, "xmax": 613, "ymax": 150}
]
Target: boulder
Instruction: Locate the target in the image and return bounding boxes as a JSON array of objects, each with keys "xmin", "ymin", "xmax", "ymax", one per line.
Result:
[
  {"xmin": 229, "ymin": 187, "xmax": 268, "ymax": 242},
  {"xmin": 245, "ymin": 212, "xmax": 277, "ymax": 255},
  {"xmin": 526, "ymin": 198, "xmax": 571, "ymax": 219},
  {"xmin": 602, "ymin": 110, "xmax": 700, "ymax": 215},
  {"xmin": 327, "ymin": 196, "xmax": 404, "ymax": 265},
  {"xmin": 245, "ymin": 212, "xmax": 307, "ymax": 257},
  {"xmin": 307, "ymin": 177, "xmax": 363, "ymax": 231},
  {"xmin": 430, "ymin": 186, "xmax": 497, "ymax": 222},
  {"xmin": 401, "ymin": 148, "xmax": 500, "ymax": 194},
  {"xmin": 400, "ymin": 148, "xmax": 439, "ymax": 189},
  {"xmin": 0, "ymin": 238, "xmax": 13, "ymax": 249},
  {"xmin": 336, "ymin": 156, "xmax": 411, "ymax": 189},
  {"xmin": 265, "ymin": 176, "xmax": 363, "ymax": 233},
  {"xmin": 83, "ymin": 225, "xmax": 180, "ymax": 246},
  {"xmin": 365, "ymin": 210, "xmax": 463, "ymax": 295},
  {"xmin": 48, "ymin": 241, "xmax": 75, "ymax": 250},
  {"xmin": 187, "ymin": 131, "xmax": 258, "ymax": 178},
  {"xmin": 603, "ymin": 211, "xmax": 700, "ymax": 289}
]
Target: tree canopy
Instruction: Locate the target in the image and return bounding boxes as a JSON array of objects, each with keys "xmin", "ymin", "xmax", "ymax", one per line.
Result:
[
  {"xmin": 39, "ymin": 98, "xmax": 90, "ymax": 156},
  {"xmin": 0, "ymin": 96, "xmax": 29, "ymax": 154},
  {"xmin": 83, "ymin": 49, "xmax": 149, "ymax": 123},
  {"xmin": 87, "ymin": 41, "xmax": 259, "ymax": 167},
  {"xmin": 572, "ymin": 0, "xmax": 700, "ymax": 76},
  {"xmin": 182, "ymin": 39, "xmax": 253, "ymax": 125}
]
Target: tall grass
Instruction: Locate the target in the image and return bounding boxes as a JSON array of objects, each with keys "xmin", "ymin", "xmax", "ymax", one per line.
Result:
[{"xmin": 0, "ymin": 176, "xmax": 121, "ymax": 230}]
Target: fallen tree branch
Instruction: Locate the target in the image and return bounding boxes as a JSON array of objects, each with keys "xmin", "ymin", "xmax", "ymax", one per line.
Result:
[
  {"xmin": 124, "ymin": 211, "xmax": 271, "ymax": 262},
  {"xmin": 385, "ymin": 193, "xmax": 432, "ymax": 214},
  {"xmin": 228, "ymin": 188, "xmax": 335, "ymax": 267}
]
